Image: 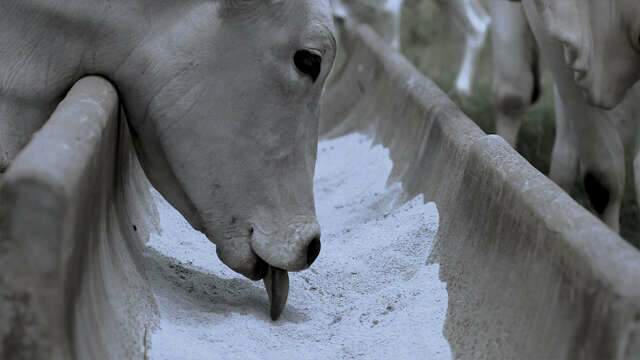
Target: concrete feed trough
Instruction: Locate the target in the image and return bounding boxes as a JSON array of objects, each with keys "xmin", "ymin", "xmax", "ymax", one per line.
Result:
[
  {"xmin": 0, "ymin": 78, "xmax": 159, "ymax": 359},
  {"xmin": 1, "ymin": 20, "xmax": 639, "ymax": 360},
  {"xmin": 322, "ymin": 20, "xmax": 640, "ymax": 359}
]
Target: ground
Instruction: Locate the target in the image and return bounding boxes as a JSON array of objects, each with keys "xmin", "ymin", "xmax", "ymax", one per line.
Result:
[{"xmin": 146, "ymin": 133, "xmax": 450, "ymax": 359}]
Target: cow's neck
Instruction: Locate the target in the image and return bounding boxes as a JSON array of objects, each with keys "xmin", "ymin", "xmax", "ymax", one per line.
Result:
[{"xmin": 0, "ymin": 0, "xmax": 186, "ymax": 171}]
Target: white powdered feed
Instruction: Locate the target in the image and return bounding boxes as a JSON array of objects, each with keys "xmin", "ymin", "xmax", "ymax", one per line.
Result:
[{"xmin": 147, "ymin": 133, "xmax": 451, "ymax": 359}]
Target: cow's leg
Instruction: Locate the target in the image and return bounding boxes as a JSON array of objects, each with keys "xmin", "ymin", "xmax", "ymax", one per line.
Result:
[
  {"xmin": 554, "ymin": 75, "xmax": 624, "ymax": 231},
  {"xmin": 449, "ymin": 0, "xmax": 491, "ymax": 96},
  {"xmin": 549, "ymin": 86, "xmax": 579, "ymax": 191},
  {"xmin": 384, "ymin": 0, "xmax": 404, "ymax": 49},
  {"xmin": 573, "ymin": 102, "xmax": 626, "ymax": 232},
  {"xmin": 495, "ymin": 107, "xmax": 523, "ymax": 147},
  {"xmin": 490, "ymin": 0, "xmax": 539, "ymax": 147},
  {"xmin": 458, "ymin": 0, "xmax": 491, "ymax": 96},
  {"xmin": 580, "ymin": 152, "xmax": 625, "ymax": 232},
  {"xmin": 522, "ymin": 0, "xmax": 625, "ymax": 232},
  {"xmin": 331, "ymin": 0, "xmax": 348, "ymax": 19}
]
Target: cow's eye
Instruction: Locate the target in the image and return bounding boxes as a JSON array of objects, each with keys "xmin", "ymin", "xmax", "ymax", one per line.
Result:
[{"xmin": 294, "ymin": 50, "xmax": 322, "ymax": 82}]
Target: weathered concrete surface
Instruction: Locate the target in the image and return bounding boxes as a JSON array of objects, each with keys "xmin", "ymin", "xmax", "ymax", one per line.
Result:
[
  {"xmin": 0, "ymin": 77, "xmax": 158, "ymax": 360},
  {"xmin": 322, "ymin": 21, "xmax": 640, "ymax": 359}
]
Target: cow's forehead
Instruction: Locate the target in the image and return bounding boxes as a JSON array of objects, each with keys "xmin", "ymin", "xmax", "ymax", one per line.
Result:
[
  {"xmin": 274, "ymin": 0, "xmax": 336, "ymax": 34},
  {"xmin": 278, "ymin": 0, "xmax": 337, "ymax": 48},
  {"xmin": 219, "ymin": 0, "xmax": 333, "ymax": 24}
]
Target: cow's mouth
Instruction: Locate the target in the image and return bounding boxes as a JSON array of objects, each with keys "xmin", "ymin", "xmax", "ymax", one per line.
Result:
[
  {"xmin": 256, "ymin": 256, "xmax": 289, "ymax": 321},
  {"xmin": 263, "ymin": 266, "xmax": 289, "ymax": 321}
]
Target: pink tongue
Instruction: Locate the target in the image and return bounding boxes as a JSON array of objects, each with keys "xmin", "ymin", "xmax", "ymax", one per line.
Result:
[{"xmin": 263, "ymin": 266, "xmax": 289, "ymax": 321}]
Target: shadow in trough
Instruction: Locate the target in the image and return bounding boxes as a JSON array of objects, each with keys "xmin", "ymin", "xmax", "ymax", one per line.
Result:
[{"xmin": 143, "ymin": 247, "xmax": 310, "ymax": 325}]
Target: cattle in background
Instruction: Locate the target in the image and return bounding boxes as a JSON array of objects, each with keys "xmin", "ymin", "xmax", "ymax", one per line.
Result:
[
  {"xmin": 489, "ymin": 0, "xmax": 541, "ymax": 147},
  {"xmin": 334, "ymin": 0, "xmax": 491, "ymax": 95},
  {"xmin": 519, "ymin": 0, "xmax": 640, "ymax": 232},
  {"xmin": 435, "ymin": 0, "xmax": 492, "ymax": 96},
  {"xmin": 526, "ymin": 0, "xmax": 640, "ymax": 110}
]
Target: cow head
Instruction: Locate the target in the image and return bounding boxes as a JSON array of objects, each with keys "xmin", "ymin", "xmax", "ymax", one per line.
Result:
[
  {"xmin": 114, "ymin": 0, "xmax": 336, "ymax": 289},
  {"xmin": 532, "ymin": 0, "xmax": 640, "ymax": 109}
]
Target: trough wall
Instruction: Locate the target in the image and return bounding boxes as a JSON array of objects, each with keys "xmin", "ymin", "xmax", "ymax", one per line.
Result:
[
  {"xmin": 0, "ymin": 77, "xmax": 158, "ymax": 360},
  {"xmin": 321, "ymin": 21, "xmax": 640, "ymax": 360}
]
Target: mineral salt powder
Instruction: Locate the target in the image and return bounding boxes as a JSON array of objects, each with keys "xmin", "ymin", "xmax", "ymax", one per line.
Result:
[{"xmin": 146, "ymin": 133, "xmax": 451, "ymax": 360}]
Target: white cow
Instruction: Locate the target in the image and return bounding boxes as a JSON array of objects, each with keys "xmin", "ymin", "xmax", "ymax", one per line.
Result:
[
  {"xmin": 336, "ymin": 0, "xmax": 536, "ymax": 149},
  {"xmin": 526, "ymin": 0, "xmax": 640, "ymax": 110},
  {"xmin": 334, "ymin": 0, "xmax": 491, "ymax": 95},
  {"xmin": 436, "ymin": 0, "xmax": 492, "ymax": 96},
  {"xmin": 517, "ymin": 0, "xmax": 640, "ymax": 232},
  {"xmin": 489, "ymin": 0, "xmax": 540, "ymax": 147},
  {"xmin": 525, "ymin": 0, "xmax": 640, "ymax": 160},
  {"xmin": 1, "ymin": 0, "xmax": 338, "ymax": 320}
]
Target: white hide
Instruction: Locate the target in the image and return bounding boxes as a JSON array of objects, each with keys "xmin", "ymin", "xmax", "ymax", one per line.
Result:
[
  {"xmin": 440, "ymin": 0, "xmax": 492, "ymax": 96},
  {"xmin": 384, "ymin": 0, "xmax": 404, "ymax": 49},
  {"xmin": 334, "ymin": 0, "xmax": 490, "ymax": 94},
  {"xmin": 529, "ymin": 0, "xmax": 640, "ymax": 109},
  {"xmin": 489, "ymin": 0, "xmax": 538, "ymax": 147},
  {"xmin": 1, "ymin": 0, "xmax": 338, "ymax": 321},
  {"xmin": 522, "ymin": 0, "xmax": 640, "ymax": 232},
  {"xmin": 549, "ymin": 86, "xmax": 579, "ymax": 192}
]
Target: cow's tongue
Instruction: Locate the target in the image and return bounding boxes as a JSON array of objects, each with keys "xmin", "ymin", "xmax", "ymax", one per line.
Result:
[{"xmin": 263, "ymin": 266, "xmax": 289, "ymax": 321}]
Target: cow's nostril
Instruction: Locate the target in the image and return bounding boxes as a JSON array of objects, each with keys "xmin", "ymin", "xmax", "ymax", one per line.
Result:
[{"xmin": 306, "ymin": 236, "xmax": 321, "ymax": 266}]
